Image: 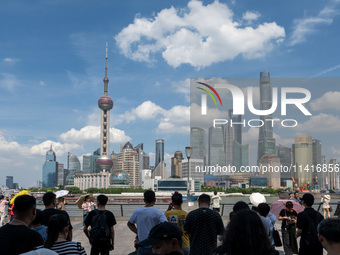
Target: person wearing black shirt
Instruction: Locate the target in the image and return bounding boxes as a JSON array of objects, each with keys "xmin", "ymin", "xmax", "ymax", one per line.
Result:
[
  {"xmin": 41, "ymin": 192, "xmax": 73, "ymax": 241},
  {"xmin": 0, "ymin": 195, "xmax": 44, "ymax": 255},
  {"xmin": 84, "ymin": 194, "xmax": 116, "ymax": 255},
  {"xmin": 297, "ymin": 193, "xmax": 324, "ymax": 255},
  {"xmin": 184, "ymin": 194, "xmax": 224, "ymax": 255},
  {"xmin": 278, "ymin": 201, "xmax": 298, "ymax": 255}
]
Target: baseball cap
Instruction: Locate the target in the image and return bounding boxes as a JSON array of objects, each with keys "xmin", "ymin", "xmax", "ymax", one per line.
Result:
[{"xmin": 138, "ymin": 222, "xmax": 182, "ymax": 247}]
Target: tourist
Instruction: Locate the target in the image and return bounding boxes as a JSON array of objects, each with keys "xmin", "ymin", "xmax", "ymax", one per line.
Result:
[
  {"xmin": 278, "ymin": 201, "xmax": 298, "ymax": 255},
  {"xmin": 41, "ymin": 192, "xmax": 73, "ymax": 241},
  {"xmin": 290, "ymin": 191, "xmax": 301, "ymax": 204},
  {"xmin": 30, "ymin": 209, "xmax": 48, "ymax": 242},
  {"xmin": 184, "ymin": 194, "xmax": 224, "ymax": 255},
  {"xmin": 289, "ymin": 193, "xmax": 294, "ymax": 200},
  {"xmin": 257, "ymin": 203, "xmax": 274, "ymax": 247},
  {"xmin": 138, "ymin": 222, "xmax": 184, "ymax": 255},
  {"xmin": 84, "ymin": 194, "xmax": 116, "ymax": 255},
  {"xmin": 57, "ymin": 197, "xmax": 66, "ymax": 211},
  {"xmin": 0, "ymin": 195, "xmax": 9, "ymax": 226},
  {"xmin": 82, "ymin": 195, "xmax": 95, "ymax": 224},
  {"xmin": 321, "ymin": 194, "xmax": 331, "ymax": 219},
  {"xmin": 0, "ymin": 195, "xmax": 44, "ymax": 254},
  {"xmin": 318, "ymin": 218, "xmax": 340, "ymax": 254},
  {"xmin": 213, "ymin": 210, "xmax": 275, "ymax": 255},
  {"xmin": 165, "ymin": 192, "xmax": 190, "ymax": 255},
  {"xmin": 229, "ymin": 200, "xmax": 250, "ymax": 221},
  {"xmin": 127, "ymin": 190, "xmax": 167, "ymax": 255},
  {"xmin": 297, "ymin": 193, "xmax": 324, "ymax": 255},
  {"xmin": 36, "ymin": 214, "xmax": 86, "ymax": 255},
  {"xmin": 211, "ymin": 191, "xmax": 222, "ymax": 214}
]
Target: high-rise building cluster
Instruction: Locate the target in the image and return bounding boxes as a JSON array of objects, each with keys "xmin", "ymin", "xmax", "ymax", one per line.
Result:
[{"xmin": 39, "ymin": 60, "xmax": 337, "ymax": 191}]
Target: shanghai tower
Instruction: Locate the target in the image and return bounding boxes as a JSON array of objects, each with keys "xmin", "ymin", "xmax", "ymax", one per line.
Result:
[
  {"xmin": 257, "ymin": 71, "xmax": 275, "ymax": 162},
  {"xmin": 96, "ymin": 43, "xmax": 114, "ymax": 172}
]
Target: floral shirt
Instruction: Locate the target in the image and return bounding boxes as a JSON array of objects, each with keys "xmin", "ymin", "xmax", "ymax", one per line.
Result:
[{"xmin": 82, "ymin": 201, "xmax": 94, "ymax": 213}]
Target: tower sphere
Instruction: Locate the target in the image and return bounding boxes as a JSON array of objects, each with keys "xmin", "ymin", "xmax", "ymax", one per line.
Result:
[
  {"xmin": 98, "ymin": 96, "xmax": 113, "ymax": 110},
  {"xmin": 96, "ymin": 155, "xmax": 114, "ymax": 172}
]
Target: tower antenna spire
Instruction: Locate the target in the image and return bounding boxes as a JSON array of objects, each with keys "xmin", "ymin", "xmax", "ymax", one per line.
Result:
[{"xmin": 103, "ymin": 42, "xmax": 109, "ymax": 95}]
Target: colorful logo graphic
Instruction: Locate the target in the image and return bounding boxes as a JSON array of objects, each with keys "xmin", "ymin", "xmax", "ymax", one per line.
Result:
[{"xmin": 196, "ymin": 82, "xmax": 222, "ymax": 106}]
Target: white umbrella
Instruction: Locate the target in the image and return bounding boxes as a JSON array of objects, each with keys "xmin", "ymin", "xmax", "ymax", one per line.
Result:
[
  {"xmin": 54, "ymin": 190, "xmax": 69, "ymax": 198},
  {"xmin": 249, "ymin": 192, "xmax": 266, "ymax": 206}
]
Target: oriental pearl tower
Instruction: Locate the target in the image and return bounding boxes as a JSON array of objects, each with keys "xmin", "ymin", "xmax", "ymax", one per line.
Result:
[{"xmin": 96, "ymin": 43, "xmax": 113, "ymax": 173}]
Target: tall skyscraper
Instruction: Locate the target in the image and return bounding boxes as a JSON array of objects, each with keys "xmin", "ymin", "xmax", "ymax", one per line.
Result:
[
  {"xmin": 57, "ymin": 163, "xmax": 65, "ymax": 186},
  {"xmin": 155, "ymin": 139, "xmax": 164, "ymax": 168},
  {"xmin": 67, "ymin": 152, "xmax": 81, "ymax": 172},
  {"xmin": 190, "ymin": 127, "xmax": 206, "ymax": 161},
  {"xmin": 208, "ymin": 126, "xmax": 226, "ymax": 170},
  {"xmin": 276, "ymin": 144, "xmax": 292, "ymax": 186},
  {"xmin": 134, "ymin": 143, "xmax": 150, "ymax": 185},
  {"xmin": 258, "ymin": 154, "xmax": 281, "ymax": 189},
  {"xmin": 83, "ymin": 154, "xmax": 100, "ymax": 174},
  {"xmin": 6, "ymin": 176, "xmax": 13, "ymax": 189},
  {"xmin": 171, "ymin": 151, "xmax": 183, "ymax": 177},
  {"xmin": 293, "ymin": 136, "xmax": 313, "ymax": 187},
  {"xmin": 312, "ymin": 139, "xmax": 322, "ymax": 188},
  {"xmin": 42, "ymin": 145, "xmax": 57, "ymax": 187},
  {"xmin": 118, "ymin": 142, "xmax": 140, "ymax": 187},
  {"xmin": 96, "ymin": 44, "xmax": 114, "ymax": 173},
  {"xmin": 258, "ymin": 71, "xmax": 276, "ymax": 162}
]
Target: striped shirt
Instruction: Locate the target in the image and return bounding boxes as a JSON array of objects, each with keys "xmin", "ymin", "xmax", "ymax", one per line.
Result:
[{"xmin": 36, "ymin": 241, "xmax": 87, "ymax": 255}]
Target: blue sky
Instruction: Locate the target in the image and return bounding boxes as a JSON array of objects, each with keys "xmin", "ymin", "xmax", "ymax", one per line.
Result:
[{"xmin": 1, "ymin": 0, "xmax": 340, "ymax": 188}]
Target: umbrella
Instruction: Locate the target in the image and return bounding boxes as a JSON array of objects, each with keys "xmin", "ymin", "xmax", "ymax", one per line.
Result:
[
  {"xmin": 75, "ymin": 194, "xmax": 95, "ymax": 209},
  {"xmin": 10, "ymin": 190, "xmax": 30, "ymax": 204},
  {"xmin": 54, "ymin": 190, "xmax": 69, "ymax": 198},
  {"xmin": 270, "ymin": 200, "xmax": 304, "ymax": 218},
  {"xmin": 249, "ymin": 192, "xmax": 266, "ymax": 206}
]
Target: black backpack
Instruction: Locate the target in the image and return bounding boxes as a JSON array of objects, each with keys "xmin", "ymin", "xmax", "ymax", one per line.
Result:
[
  {"xmin": 304, "ymin": 211, "xmax": 322, "ymax": 247},
  {"xmin": 89, "ymin": 210, "xmax": 110, "ymax": 244}
]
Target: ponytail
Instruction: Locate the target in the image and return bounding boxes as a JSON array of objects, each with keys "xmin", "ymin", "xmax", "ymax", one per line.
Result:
[{"xmin": 44, "ymin": 214, "xmax": 69, "ymax": 249}]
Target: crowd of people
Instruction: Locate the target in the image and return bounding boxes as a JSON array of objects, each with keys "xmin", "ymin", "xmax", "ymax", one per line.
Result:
[{"xmin": 0, "ymin": 191, "xmax": 339, "ymax": 255}]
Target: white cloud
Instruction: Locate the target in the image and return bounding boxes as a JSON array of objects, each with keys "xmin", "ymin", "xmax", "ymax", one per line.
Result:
[
  {"xmin": 273, "ymin": 133, "xmax": 294, "ymax": 147},
  {"xmin": 117, "ymin": 101, "xmax": 189, "ymax": 134},
  {"xmin": 4, "ymin": 58, "xmax": 20, "ymax": 64},
  {"xmin": 157, "ymin": 105, "xmax": 190, "ymax": 134},
  {"xmin": 59, "ymin": 125, "xmax": 131, "ymax": 144},
  {"xmin": 115, "ymin": 0, "xmax": 285, "ymax": 68},
  {"xmin": 171, "ymin": 79, "xmax": 190, "ymax": 101},
  {"xmin": 40, "ymin": 81, "xmax": 45, "ymax": 86},
  {"xmin": 310, "ymin": 91, "xmax": 340, "ymax": 111},
  {"xmin": 295, "ymin": 113, "xmax": 340, "ymax": 133},
  {"xmin": 0, "ymin": 73, "xmax": 20, "ymax": 92},
  {"xmin": 242, "ymin": 11, "xmax": 261, "ymax": 22},
  {"xmin": 30, "ymin": 140, "xmax": 81, "ymax": 156},
  {"xmin": 289, "ymin": 3, "xmax": 339, "ymax": 46},
  {"xmin": 312, "ymin": 64, "xmax": 340, "ymax": 77},
  {"xmin": 190, "ymin": 102, "xmax": 229, "ymax": 128}
]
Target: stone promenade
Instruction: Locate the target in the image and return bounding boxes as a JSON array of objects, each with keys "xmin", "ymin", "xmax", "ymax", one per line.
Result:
[{"xmin": 71, "ymin": 216, "xmax": 293, "ymax": 255}]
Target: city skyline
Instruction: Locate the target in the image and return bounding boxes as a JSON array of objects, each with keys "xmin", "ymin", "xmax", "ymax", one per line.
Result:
[{"xmin": 1, "ymin": 0, "xmax": 340, "ymax": 187}]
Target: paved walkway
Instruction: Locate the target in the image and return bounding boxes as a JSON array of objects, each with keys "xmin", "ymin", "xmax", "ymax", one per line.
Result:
[{"xmin": 71, "ymin": 217, "xmax": 293, "ymax": 255}]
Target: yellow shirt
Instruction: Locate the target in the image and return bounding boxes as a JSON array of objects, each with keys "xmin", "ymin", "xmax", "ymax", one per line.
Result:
[{"xmin": 165, "ymin": 209, "xmax": 190, "ymax": 249}]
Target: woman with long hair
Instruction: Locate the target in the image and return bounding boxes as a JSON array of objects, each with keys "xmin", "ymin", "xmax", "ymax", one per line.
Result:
[
  {"xmin": 213, "ymin": 210, "xmax": 275, "ymax": 255},
  {"xmin": 36, "ymin": 214, "xmax": 86, "ymax": 255}
]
